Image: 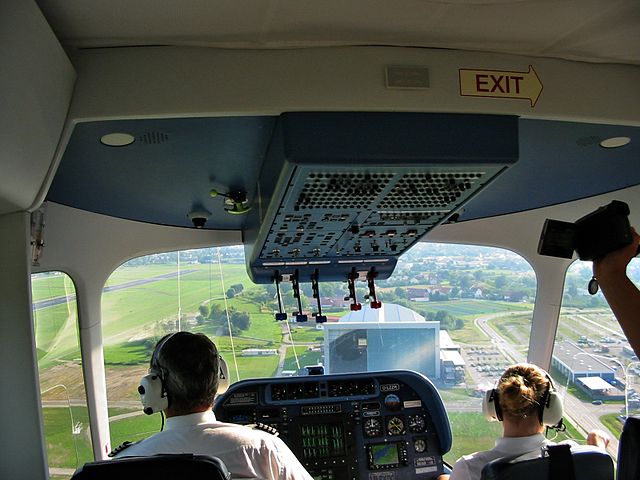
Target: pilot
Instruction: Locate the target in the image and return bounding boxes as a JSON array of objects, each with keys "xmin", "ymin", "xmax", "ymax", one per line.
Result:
[
  {"xmin": 439, "ymin": 363, "xmax": 610, "ymax": 480},
  {"xmin": 593, "ymin": 226, "xmax": 640, "ymax": 357},
  {"xmin": 113, "ymin": 331, "xmax": 313, "ymax": 480}
]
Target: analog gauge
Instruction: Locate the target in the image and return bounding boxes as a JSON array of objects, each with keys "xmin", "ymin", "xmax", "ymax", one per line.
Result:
[
  {"xmin": 384, "ymin": 393, "xmax": 402, "ymax": 410},
  {"xmin": 414, "ymin": 438, "xmax": 427, "ymax": 453},
  {"xmin": 408, "ymin": 414, "xmax": 426, "ymax": 433},
  {"xmin": 386, "ymin": 416, "xmax": 405, "ymax": 435},
  {"xmin": 363, "ymin": 417, "xmax": 382, "ymax": 437}
]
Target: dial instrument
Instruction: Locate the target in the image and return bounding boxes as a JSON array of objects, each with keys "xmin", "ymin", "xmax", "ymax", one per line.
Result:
[
  {"xmin": 384, "ymin": 394, "xmax": 401, "ymax": 410},
  {"xmin": 386, "ymin": 416, "xmax": 405, "ymax": 435},
  {"xmin": 408, "ymin": 414, "xmax": 426, "ymax": 433},
  {"xmin": 414, "ymin": 438, "xmax": 427, "ymax": 453},
  {"xmin": 363, "ymin": 417, "xmax": 382, "ymax": 437}
]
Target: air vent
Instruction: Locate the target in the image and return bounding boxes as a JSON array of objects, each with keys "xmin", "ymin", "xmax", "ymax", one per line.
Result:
[
  {"xmin": 379, "ymin": 172, "xmax": 484, "ymax": 210},
  {"xmin": 296, "ymin": 173, "xmax": 392, "ymax": 210}
]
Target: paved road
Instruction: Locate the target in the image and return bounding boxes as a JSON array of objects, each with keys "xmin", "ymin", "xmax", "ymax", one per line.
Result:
[{"xmin": 33, "ymin": 270, "xmax": 198, "ymax": 310}]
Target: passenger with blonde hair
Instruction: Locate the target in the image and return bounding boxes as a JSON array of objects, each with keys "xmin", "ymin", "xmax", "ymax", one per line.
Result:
[{"xmin": 439, "ymin": 363, "xmax": 610, "ymax": 480}]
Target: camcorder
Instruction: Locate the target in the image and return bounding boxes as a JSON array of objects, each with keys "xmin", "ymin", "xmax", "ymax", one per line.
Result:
[{"xmin": 538, "ymin": 200, "xmax": 634, "ymax": 261}]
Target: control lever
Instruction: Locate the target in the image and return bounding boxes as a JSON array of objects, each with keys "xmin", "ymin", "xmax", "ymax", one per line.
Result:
[
  {"xmin": 365, "ymin": 269, "xmax": 382, "ymax": 309},
  {"xmin": 311, "ymin": 270, "xmax": 327, "ymax": 323},
  {"xmin": 345, "ymin": 269, "xmax": 362, "ymax": 311},
  {"xmin": 273, "ymin": 272, "xmax": 287, "ymax": 321},
  {"xmin": 292, "ymin": 270, "xmax": 307, "ymax": 322}
]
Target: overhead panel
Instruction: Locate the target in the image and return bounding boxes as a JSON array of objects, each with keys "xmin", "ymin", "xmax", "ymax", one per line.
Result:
[{"xmin": 244, "ymin": 112, "xmax": 519, "ymax": 283}]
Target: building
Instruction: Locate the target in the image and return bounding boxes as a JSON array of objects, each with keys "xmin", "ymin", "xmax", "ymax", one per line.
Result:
[
  {"xmin": 241, "ymin": 348, "xmax": 278, "ymax": 356},
  {"xmin": 552, "ymin": 341, "xmax": 616, "ymax": 383},
  {"xmin": 323, "ymin": 303, "xmax": 441, "ymax": 379},
  {"xmin": 575, "ymin": 377, "xmax": 622, "ymax": 401},
  {"xmin": 440, "ymin": 331, "xmax": 465, "ymax": 385}
]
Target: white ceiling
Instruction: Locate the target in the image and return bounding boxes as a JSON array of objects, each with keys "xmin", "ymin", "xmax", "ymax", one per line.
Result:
[{"xmin": 37, "ymin": 0, "xmax": 640, "ymax": 65}]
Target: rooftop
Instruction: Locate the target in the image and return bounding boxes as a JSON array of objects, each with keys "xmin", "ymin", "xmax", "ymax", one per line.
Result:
[
  {"xmin": 553, "ymin": 341, "xmax": 615, "ymax": 375},
  {"xmin": 337, "ymin": 303, "xmax": 427, "ymax": 324}
]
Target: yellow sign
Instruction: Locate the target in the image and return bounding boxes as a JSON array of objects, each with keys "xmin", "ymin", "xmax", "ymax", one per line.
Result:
[{"xmin": 459, "ymin": 65, "xmax": 543, "ymax": 107}]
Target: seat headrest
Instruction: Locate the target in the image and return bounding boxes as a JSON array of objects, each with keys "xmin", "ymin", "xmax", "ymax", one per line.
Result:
[{"xmin": 480, "ymin": 448, "xmax": 613, "ymax": 480}]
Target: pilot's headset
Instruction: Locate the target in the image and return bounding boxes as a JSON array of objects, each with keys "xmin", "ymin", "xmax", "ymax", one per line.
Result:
[
  {"xmin": 138, "ymin": 333, "xmax": 230, "ymax": 415},
  {"xmin": 482, "ymin": 368, "xmax": 564, "ymax": 427}
]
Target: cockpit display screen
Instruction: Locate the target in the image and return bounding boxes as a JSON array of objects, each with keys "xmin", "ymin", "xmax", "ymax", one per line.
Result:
[
  {"xmin": 370, "ymin": 443, "xmax": 399, "ymax": 467},
  {"xmin": 300, "ymin": 423, "xmax": 346, "ymax": 459}
]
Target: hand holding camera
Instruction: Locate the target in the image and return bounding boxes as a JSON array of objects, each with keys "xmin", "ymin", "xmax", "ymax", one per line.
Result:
[{"xmin": 538, "ymin": 200, "xmax": 639, "ymax": 294}]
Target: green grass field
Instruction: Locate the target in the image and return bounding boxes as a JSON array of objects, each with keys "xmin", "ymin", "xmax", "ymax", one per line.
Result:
[
  {"xmin": 283, "ymin": 346, "xmax": 323, "ymax": 371},
  {"xmin": 289, "ymin": 325, "xmax": 325, "ymax": 343},
  {"xmin": 599, "ymin": 413, "xmax": 623, "ymax": 439},
  {"xmin": 42, "ymin": 406, "xmax": 160, "ymax": 470},
  {"xmin": 488, "ymin": 314, "xmax": 532, "ymax": 345},
  {"xmin": 32, "ymin": 272, "xmax": 76, "ymax": 302},
  {"xmin": 419, "ymin": 299, "xmax": 531, "ymax": 318}
]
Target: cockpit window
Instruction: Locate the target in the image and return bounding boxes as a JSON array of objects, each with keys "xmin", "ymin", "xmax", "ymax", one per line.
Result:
[
  {"xmin": 553, "ymin": 257, "xmax": 640, "ymax": 452},
  {"xmin": 99, "ymin": 243, "xmax": 544, "ymax": 463},
  {"xmin": 32, "ymin": 271, "xmax": 92, "ymax": 479}
]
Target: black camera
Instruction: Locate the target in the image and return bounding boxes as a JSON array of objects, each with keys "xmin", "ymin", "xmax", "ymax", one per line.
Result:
[{"xmin": 538, "ymin": 200, "xmax": 633, "ymax": 261}]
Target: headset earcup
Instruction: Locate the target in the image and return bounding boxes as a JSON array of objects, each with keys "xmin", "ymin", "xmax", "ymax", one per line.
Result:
[
  {"xmin": 139, "ymin": 371, "xmax": 169, "ymax": 415},
  {"xmin": 216, "ymin": 356, "xmax": 230, "ymax": 395},
  {"xmin": 541, "ymin": 390, "xmax": 564, "ymax": 426},
  {"xmin": 482, "ymin": 389, "xmax": 501, "ymax": 422}
]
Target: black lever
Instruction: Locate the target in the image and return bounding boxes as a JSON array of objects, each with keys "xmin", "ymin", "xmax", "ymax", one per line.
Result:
[
  {"xmin": 292, "ymin": 270, "xmax": 307, "ymax": 322},
  {"xmin": 311, "ymin": 270, "xmax": 327, "ymax": 323},
  {"xmin": 273, "ymin": 272, "xmax": 287, "ymax": 321},
  {"xmin": 366, "ymin": 269, "xmax": 382, "ymax": 309}
]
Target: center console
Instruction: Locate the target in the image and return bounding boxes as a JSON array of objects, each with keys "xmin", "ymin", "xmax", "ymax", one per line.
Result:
[{"xmin": 213, "ymin": 370, "xmax": 451, "ymax": 480}]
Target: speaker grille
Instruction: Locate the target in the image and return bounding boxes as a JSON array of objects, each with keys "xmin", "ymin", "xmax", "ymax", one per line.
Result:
[{"xmin": 138, "ymin": 132, "xmax": 169, "ymax": 144}]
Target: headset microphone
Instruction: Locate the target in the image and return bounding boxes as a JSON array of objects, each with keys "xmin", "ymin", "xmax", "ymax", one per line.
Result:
[{"xmin": 138, "ymin": 333, "xmax": 175, "ymax": 416}]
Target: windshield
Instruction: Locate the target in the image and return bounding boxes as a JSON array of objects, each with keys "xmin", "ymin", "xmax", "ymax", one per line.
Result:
[{"xmin": 35, "ymin": 242, "xmax": 632, "ymax": 478}]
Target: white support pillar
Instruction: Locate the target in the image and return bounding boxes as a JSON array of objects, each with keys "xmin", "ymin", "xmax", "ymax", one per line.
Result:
[
  {"xmin": 527, "ymin": 257, "xmax": 571, "ymax": 370},
  {"xmin": 0, "ymin": 212, "xmax": 48, "ymax": 480},
  {"xmin": 74, "ymin": 275, "xmax": 112, "ymax": 460}
]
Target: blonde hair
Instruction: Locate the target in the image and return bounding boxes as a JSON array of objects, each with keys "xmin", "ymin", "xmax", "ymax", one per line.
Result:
[{"xmin": 497, "ymin": 363, "xmax": 550, "ymax": 419}]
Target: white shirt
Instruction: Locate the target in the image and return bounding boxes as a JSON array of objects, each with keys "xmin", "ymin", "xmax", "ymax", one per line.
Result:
[
  {"xmin": 115, "ymin": 410, "xmax": 312, "ymax": 480},
  {"xmin": 449, "ymin": 434, "xmax": 577, "ymax": 480}
]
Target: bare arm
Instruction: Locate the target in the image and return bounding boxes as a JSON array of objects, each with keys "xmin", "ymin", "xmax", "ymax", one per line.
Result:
[
  {"xmin": 593, "ymin": 227, "xmax": 640, "ymax": 357},
  {"xmin": 586, "ymin": 429, "xmax": 611, "ymax": 449}
]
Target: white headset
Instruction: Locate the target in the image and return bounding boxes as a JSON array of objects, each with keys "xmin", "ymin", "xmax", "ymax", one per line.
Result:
[
  {"xmin": 482, "ymin": 372, "xmax": 564, "ymax": 427},
  {"xmin": 138, "ymin": 333, "xmax": 230, "ymax": 415}
]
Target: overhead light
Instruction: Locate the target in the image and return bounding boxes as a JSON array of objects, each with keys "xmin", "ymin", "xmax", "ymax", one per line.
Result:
[
  {"xmin": 100, "ymin": 133, "xmax": 135, "ymax": 147},
  {"xmin": 599, "ymin": 137, "xmax": 631, "ymax": 149}
]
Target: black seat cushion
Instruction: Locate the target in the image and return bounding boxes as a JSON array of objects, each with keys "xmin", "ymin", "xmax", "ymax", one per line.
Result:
[{"xmin": 70, "ymin": 453, "xmax": 231, "ymax": 480}]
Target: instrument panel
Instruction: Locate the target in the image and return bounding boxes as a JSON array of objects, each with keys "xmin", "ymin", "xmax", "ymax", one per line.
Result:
[{"xmin": 213, "ymin": 370, "xmax": 451, "ymax": 480}]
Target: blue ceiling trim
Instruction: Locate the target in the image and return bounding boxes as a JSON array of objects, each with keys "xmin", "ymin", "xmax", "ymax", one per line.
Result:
[{"xmin": 47, "ymin": 114, "xmax": 640, "ymax": 231}]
